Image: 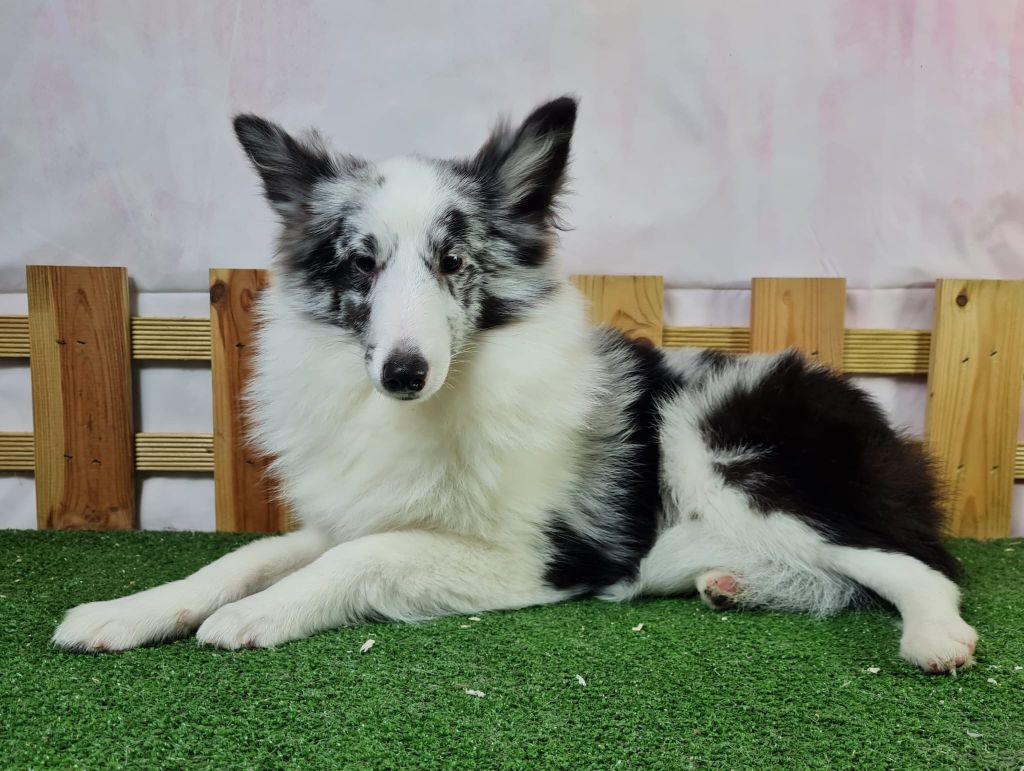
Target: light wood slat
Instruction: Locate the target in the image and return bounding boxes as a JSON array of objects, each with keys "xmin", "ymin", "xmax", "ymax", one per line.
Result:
[
  {"xmin": 5, "ymin": 316, "xmax": 214, "ymax": 360},
  {"xmin": 571, "ymin": 275, "xmax": 665, "ymax": 346},
  {"xmin": 0, "ymin": 314, "xmax": 990, "ymax": 377},
  {"xmin": 27, "ymin": 266, "xmax": 136, "ymax": 530},
  {"xmin": 8, "ymin": 431, "xmax": 1024, "ymax": 477},
  {"xmin": 0, "ymin": 314, "xmax": 938, "ymax": 374},
  {"xmin": 662, "ymin": 326, "xmax": 750, "ymax": 352},
  {"xmin": 750, "ymin": 278, "xmax": 847, "ymax": 369},
  {"xmin": 0, "ymin": 315, "xmax": 30, "ymax": 357},
  {"xmin": 925, "ymin": 279, "xmax": 1024, "ymax": 538},
  {"xmin": 660, "ymin": 326, "xmax": 932, "ymax": 374},
  {"xmin": 210, "ymin": 269, "xmax": 289, "ymax": 532},
  {"xmin": 7, "ymin": 433, "xmax": 1019, "ymax": 478},
  {"xmin": 1, "ymin": 432, "xmax": 215, "ymax": 472},
  {"xmin": 135, "ymin": 432, "xmax": 214, "ymax": 471},
  {"xmin": 0, "ymin": 432, "xmax": 34, "ymax": 470},
  {"xmin": 131, "ymin": 318, "xmax": 211, "ymax": 360},
  {"xmin": 842, "ymin": 329, "xmax": 931, "ymax": 374}
]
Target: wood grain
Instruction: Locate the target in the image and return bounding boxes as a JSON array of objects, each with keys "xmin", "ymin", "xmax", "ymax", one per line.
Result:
[
  {"xmin": 210, "ymin": 269, "xmax": 290, "ymax": 532},
  {"xmin": 26, "ymin": 266, "xmax": 135, "ymax": 529},
  {"xmin": 925, "ymin": 279, "xmax": 1024, "ymax": 538},
  {"xmin": 750, "ymin": 278, "xmax": 847, "ymax": 369},
  {"xmin": 570, "ymin": 275, "xmax": 664, "ymax": 346}
]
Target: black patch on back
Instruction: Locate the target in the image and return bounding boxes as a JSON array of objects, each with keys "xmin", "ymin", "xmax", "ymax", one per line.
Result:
[
  {"xmin": 702, "ymin": 351, "xmax": 961, "ymax": 580},
  {"xmin": 544, "ymin": 333, "xmax": 683, "ymax": 595}
]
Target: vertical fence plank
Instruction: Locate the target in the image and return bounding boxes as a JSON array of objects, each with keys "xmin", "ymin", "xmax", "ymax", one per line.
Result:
[
  {"xmin": 210, "ymin": 269, "xmax": 290, "ymax": 533},
  {"xmin": 750, "ymin": 278, "xmax": 847, "ymax": 370},
  {"xmin": 925, "ymin": 279, "xmax": 1024, "ymax": 538},
  {"xmin": 27, "ymin": 266, "xmax": 135, "ymax": 530},
  {"xmin": 570, "ymin": 275, "xmax": 664, "ymax": 346}
]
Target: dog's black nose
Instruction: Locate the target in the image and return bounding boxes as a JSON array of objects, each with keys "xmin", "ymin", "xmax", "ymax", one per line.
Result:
[{"xmin": 381, "ymin": 351, "xmax": 428, "ymax": 396}]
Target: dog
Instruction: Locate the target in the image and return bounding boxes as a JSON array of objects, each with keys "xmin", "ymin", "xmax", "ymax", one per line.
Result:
[{"xmin": 53, "ymin": 97, "xmax": 977, "ymax": 673}]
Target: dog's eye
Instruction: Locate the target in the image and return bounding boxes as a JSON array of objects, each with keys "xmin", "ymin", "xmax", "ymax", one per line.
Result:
[
  {"xmin": 440, "ymin": 253, "xmax": 463, "ymax": 275},
  {"xmin": 353, "ymin": 256, "xmax": 376, "ymax": 275}
]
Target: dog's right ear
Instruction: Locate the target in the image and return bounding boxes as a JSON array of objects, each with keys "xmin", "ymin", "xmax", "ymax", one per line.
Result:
[{"xmin": 233, "ymin": 114, "xmax": 337, "ymax": 221}]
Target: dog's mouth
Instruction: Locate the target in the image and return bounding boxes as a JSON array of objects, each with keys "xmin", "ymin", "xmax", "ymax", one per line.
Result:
[
  {"xmin": 389, "ymin": 392, "xmax": 421, "ymax": 402},
  {"xmin": 371, "ymin": 378, "xmax": 440, "ymax": 403}
]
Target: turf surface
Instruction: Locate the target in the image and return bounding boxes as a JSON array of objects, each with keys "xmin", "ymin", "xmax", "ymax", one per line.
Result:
[{"xmin": 1, "ymin": 531, "xmax": 1023, "ymax": 769}]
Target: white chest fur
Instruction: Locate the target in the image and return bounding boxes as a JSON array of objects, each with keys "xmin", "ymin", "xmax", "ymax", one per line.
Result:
[{"xmin": 248, "ymin": 282, "xmax": 598, "ymax": 545}]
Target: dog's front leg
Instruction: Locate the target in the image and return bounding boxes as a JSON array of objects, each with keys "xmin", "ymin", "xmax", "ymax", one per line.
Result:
[
  {"xmin": 53, "ymin": 529, "xmax": 335, "ymax": 652},
  {"xmin": 196, "ymin": 530, "xmax": 561, "ymax": 649}
]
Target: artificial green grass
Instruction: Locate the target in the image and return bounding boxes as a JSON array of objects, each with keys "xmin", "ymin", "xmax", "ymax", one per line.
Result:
[{"xmin": 1, "ymin": 532, "xmax": 1023, "ymax": 769}]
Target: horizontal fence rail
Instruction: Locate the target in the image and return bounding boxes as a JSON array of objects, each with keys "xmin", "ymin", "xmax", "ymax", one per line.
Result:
[
  {"xmin": 0, "ymin": 317, "xmax": 936, "ymax": 374},
  {"xmin": 1, "ymin": 268, "xmax": 1022, "ymax": 537},
  {"xmin": 7, "ymin": 430, "xmax": 1015, "ymax": 478},
  {"xmin": 131, "ymin": 318, "xmax": 212, "ymax": 360},
  {"xmin": 0, "ymin": 315, "xmax": 29, "ymax": 357},
  {"xmin": 0, "ymin": 433, "xmax": 214, "ymax": 472}
]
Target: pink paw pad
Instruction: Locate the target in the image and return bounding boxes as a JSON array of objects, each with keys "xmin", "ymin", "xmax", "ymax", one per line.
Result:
[
  {"xmin": 713, "ymin": 575, "xmax": 738, "ymax": 595},
  {"xmin": 700, "ymin": 572, "xmax": 741, "ymax": 610}
]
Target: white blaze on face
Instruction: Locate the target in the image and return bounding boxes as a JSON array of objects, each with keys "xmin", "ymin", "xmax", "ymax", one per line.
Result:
[
  {"xmin": 367, "ymin": 252, "xmax": 452, "ymax": 399},
  {"xmin": 364, "ymin": 158, "xmax": 455, "ymax": 401}
]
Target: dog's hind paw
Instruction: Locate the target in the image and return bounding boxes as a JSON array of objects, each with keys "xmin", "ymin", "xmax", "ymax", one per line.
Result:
[{"xmin": 697, "ymin": 570, "xmax": 741, "ymax": 611}]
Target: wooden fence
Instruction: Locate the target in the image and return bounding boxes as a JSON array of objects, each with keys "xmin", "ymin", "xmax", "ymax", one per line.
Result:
[{"xmin": 1, "ymin": 267, "xmax": 1023, "ymax": 538}]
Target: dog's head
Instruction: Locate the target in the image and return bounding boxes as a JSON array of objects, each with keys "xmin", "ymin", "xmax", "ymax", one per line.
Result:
[{"xmin": 234, "ymin": 97, "xmax": 576, "ymax": 402}]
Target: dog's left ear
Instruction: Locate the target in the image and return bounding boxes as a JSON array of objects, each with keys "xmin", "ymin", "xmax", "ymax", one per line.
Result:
[
  {"xmin": 233, "ymin": 114, "xmax": 338, "ymax": 221},
  {"xmin": 475, "ymin": 96, "xmax": 577, "ymax": 222}
]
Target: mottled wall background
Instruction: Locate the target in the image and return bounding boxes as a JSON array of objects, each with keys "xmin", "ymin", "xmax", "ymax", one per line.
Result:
[{"xmin": 1, "ymin": 1, "xmax": 1022, "ymax": 530}]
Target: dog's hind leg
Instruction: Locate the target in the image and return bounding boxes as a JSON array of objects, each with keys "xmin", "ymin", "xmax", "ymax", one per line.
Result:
[
  {"xmin": 196, "ymin": 530, "xmax": 563, "ymax": 649},
  {"xmin": 52, "ymin": 529, "xmax": 334, "ymax": 652},
  {"xmin": 827, "ymin": 546, "xmax": 977, "ymax": 673}
]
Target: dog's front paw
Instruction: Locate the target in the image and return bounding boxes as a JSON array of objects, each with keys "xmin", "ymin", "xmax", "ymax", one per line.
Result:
[
  {"xmin": 196, "ymin": 597, "xmax": 305, "ymax": 650},
  {"xmin": 900, "ymin": 618, "xmax": 978, "ymax": 674},
  {"xmin": 53, "ymin": 587, "xmax": 200, "ymax": 653}
]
